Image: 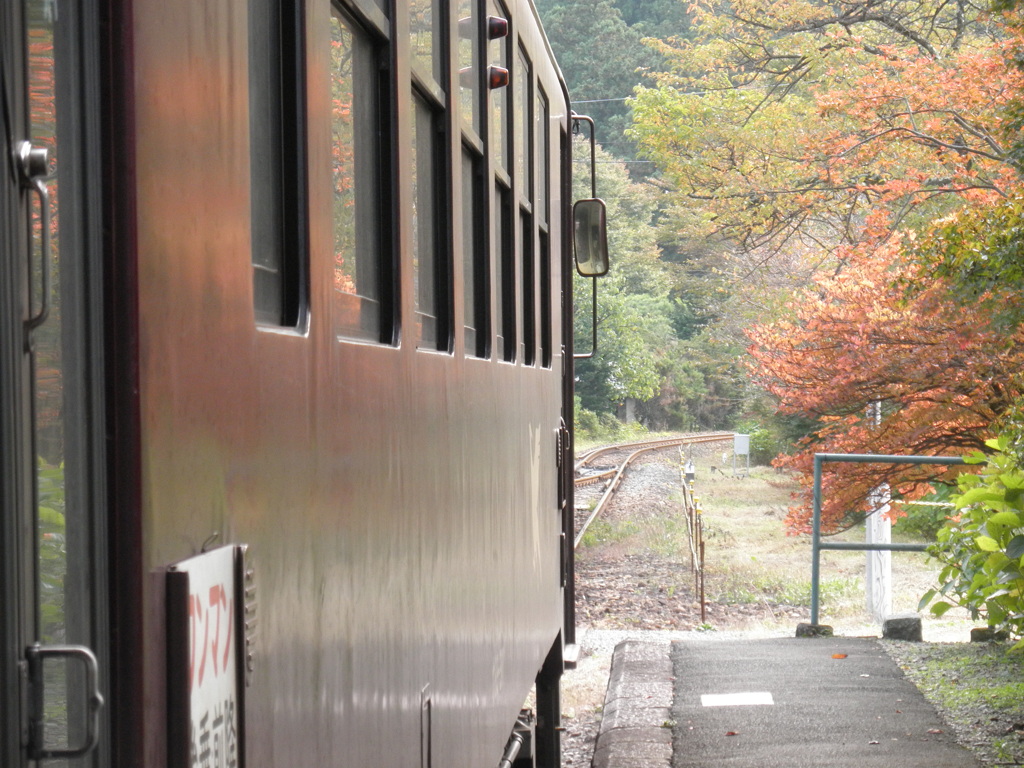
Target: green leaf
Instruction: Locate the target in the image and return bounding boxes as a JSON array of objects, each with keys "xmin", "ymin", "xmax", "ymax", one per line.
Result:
[
  {"xmin": 930, "ymin": 601, "xmax": 955, "ymax": 617},
  {"xmin": 1000, "ymin": 473, "xmax": 1024, "ymax": 490},
  {"xmin": 918, "ymin": 589, "xmax": 937, "ymax": 611},
  {"xmin": 988, "ymin": 511, "xmax": 1021, "ymax": 527},
  {"xmin": 997, "ymin": 569, "xmax": 1024, "ymax": 584},
  {"xmin": 1005, "ymin": 488, "xmax": 1024, "ymax": 507},
  {"xmin": 985, "ymin": 436, "xmax": 1008, "ymax": 452},
  {"xmin": 976, "ymin": 535, "xmax": 1001, "ymax": 552},
  {"xmin": 956, "ymin": 488, "xmax": 1005, "ymax": 508},
  {"xmin": 985, "ymin": 552, "xmax": 1011, "ymax": 573},
  {"xmin": 1006, "ymin": 535, "xmax": 1024, "ymax": 560},
  {"xmin": 38, "ymin": 507, "xmax": 65, "ymax": 529}
]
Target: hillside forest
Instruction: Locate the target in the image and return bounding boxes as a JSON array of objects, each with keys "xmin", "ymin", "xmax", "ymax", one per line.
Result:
[
  {"xmin": 542, "ymin": 0, "xmax": 1024, "ymax": 636},
  {"xmin": 540, "ymin": 0, "xmax": 1024, "ymax": 508}
]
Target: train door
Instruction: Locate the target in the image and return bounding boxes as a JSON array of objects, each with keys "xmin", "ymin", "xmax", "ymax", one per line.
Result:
[{"xmin": 1, "ymin": 1, "xmax": 108, "ymax": 767}]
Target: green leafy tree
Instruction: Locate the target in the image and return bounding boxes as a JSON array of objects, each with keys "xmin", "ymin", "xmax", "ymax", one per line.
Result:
[
  {"xmin": 536, "ymin": 0, "xmax": 662, "ymax": 158},
  {"xmin": 575, "ymin": 275, "xmax": 670, "ymax": 410},
  {"xmin": 922, "ymin": 438, "xmax": 1024, "ymax": 647},
  {"xmin": 614, "ymin": 0, "xmax": 693, "ymax": 40},
  {"xmin": 573, "ymin": 139, "xmax": 672, "ymax": 414},
  {"xmin": 921, "ymin": 195, "xmax": 1024, "ymax": 319}
]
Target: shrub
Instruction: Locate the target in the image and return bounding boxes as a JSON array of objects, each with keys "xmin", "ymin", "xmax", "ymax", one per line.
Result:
[
  {"xmin": 921, "ymin": 437, "xmax": 1024, "ymax": 648},
  {"xmin": 733, "ymin": 421, "xmax": 781, "ymax": 466},
  {"xmin": 893, "ymin": 484, "xmax": 956, "ymax": 541}
]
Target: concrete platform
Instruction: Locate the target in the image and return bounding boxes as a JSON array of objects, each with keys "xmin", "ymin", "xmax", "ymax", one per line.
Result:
[
  {"xmin": 592, "ymin": 640, "xmax": 674, "ymax": 768},
  {"xmin": 592, "ymin": 636, "xmax": 980, "ymax": 768}
]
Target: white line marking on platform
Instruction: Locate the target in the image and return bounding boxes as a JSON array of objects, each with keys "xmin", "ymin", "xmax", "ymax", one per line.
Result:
[{"xmin": 701, "ymin": 692, "xmax": 774, "ymax": 707}]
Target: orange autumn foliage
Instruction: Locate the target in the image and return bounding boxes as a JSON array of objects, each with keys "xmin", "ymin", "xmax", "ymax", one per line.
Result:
[
  {"xmin": 631, "ymin": 1, "xmax": 1024, "ymax": 260},
  {"xmin": 747, "ymin": 240, "xmax": 1024, "ymax": 533}
]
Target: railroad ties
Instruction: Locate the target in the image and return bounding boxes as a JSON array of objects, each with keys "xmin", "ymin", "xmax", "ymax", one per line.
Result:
[{"xmin": 573, "ymin": 432, "xmax": 733, "ymax": 548}]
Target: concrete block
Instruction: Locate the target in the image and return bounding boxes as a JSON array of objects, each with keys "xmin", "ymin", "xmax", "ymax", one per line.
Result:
[
  {"xmin": 795, "ymin": 622, "xmax": 834, "ymax": 637},
  {"xmin": 970, "ymin": 626, "xmax": 1010, "ymax": 643},
  {"xmin": 883, "ymin": 613, "xmax": 922, "ymax": 641}
]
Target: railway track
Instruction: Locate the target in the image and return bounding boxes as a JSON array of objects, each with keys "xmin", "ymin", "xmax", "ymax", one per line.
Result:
[{"xmin": 573, "ymin": 431, "xmax": 733, "ymax": 548}]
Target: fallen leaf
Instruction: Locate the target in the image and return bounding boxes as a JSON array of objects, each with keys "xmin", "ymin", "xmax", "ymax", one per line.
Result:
[
  {"xmin": 833, "ymin": 653, "xmax": 848, "ymax": 659},
  {"xmin": 725, "ymin": 731, "xmax": 740, "ymax": 737},
  {"xmin": 869, "ymin": 740, "xmax": 879, "ymax": 745},
  {"xmin": 927, "ymin": 729, "xmax": 943, "ymax": 734}
]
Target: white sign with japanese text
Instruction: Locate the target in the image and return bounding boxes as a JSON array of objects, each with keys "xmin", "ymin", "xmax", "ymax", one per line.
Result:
[{"xmin": 167, "ymin": 545, "xmax": 244, "ymax": 768}]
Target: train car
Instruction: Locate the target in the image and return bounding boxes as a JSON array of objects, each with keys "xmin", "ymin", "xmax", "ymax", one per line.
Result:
[{"xmin": 0, "ymin": 0, "xmax": 607, "ymax": 767}]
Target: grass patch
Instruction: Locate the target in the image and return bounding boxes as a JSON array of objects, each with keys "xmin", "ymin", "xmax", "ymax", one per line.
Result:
[
  {"xmin": 714, "ymin": 567, "xmax": 859, "ymax": 608},
  {"xmin": 912, "ymin": 645, "xmax": 1024, "ymax": 712},
  {"xmin": 892, "ymin": 642, "xmax": 1024, "ymax": 766},
  {"xmin": 638, "ymin": 515, "xmax": 691, "ymax": 559},
  {"xmin": 578, "ymin": 518, "xmax": 640, "ymax": 548},
  {"xmin": 694, "ymin": 465, "xmax": 960, "ymax": 627}
]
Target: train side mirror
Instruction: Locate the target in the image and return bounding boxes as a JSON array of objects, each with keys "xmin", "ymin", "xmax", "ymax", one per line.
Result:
[{"xmin": 573, "ymin": 198, "xmax": 609, "ymax": 277}]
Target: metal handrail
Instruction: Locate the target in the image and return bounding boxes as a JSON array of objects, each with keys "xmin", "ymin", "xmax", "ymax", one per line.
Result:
[{"xmin": 809, "ymin": 452, "xmax": 967, "ymax": 626}]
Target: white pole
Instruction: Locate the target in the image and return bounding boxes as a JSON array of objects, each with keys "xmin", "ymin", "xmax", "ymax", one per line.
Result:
[
  {"xmin": 864, "ymin": 401, "xmax": 892, "ymax": 622},
  {"xmin": 865, "ymin": 484, "xmax": 892, "ymax": 621}
]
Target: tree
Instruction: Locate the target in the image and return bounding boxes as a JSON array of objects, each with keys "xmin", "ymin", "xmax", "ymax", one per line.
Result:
[
  {"xmin": 572, "ymin": 138, "xmax": 677, "ymax": 413},
  {"xmin": 747, "ymin": 238, "xmax": 1024, "ymax": 533},
  {"xmin": 614, "ymin": 0, "xmax": 694, "ymax": 41},
  {"xmin": 921, "ymin": 438, "xmax": 1024, "ymax": 644},
  {"xmin": 628, "ymin": 0, "xmax": 1022, "ymax": 264},
  {"xmin": 536, "ymin": 0, "xmax": 662, "ymax": 158},
  {"xmin": 569, "ymin": 137, "xmax": 760, "ymax": 430}
]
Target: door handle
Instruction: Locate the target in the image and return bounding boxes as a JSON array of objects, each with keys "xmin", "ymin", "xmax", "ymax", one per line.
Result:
[
  {"xmin": 25, "ymin": 643, "xmax": 105, "ymax": 760},
  {"xmin": 15, "ymin": 141, "xmax": 53, "ymax": 333}
]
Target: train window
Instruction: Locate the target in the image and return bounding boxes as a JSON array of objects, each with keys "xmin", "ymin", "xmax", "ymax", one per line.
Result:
[
  {"xmin": 489, "ymin": 0, "xmax": 513, "ymax": 362},
  {"xmin": 458, "ymin": 0, "xmax": 488, "ymax": 357},
  {"xmin": 410, "ymin": 0, "xmax": 451, "ymax": 351},
  {"xmin": 514, "ymin": 47, "xmax": 532, "ymax": 204},
  {"xmin": 462, "ymin": 146, "xmax": 488, "ymax": 357},
  {"xmin": 536, "ymin": 89, "xmax": 549, "ymax": 228},
  {"xmin": 457, "ymin": 0, "xmax": 481, "ymax": 134},
  {"xmin": 495, "ymin": 183, "xmax": 515, "ymax": 362},
  {"xmin": 410, "ymin": 0, "xmax": 443, "ymax": 87},
  {"xmin": 520, "ymin": 209, "xmax": 535, "ymax": 365},
  {"xmin": 331, "ymin": 6, "xmax": 395, "ymax": 344},
  {"xmin": 537, "ymin": 88, "xmax": 552, "ymax": 367},
  {"xmin": 250, "ymin": 0, "xmax": 307, "ymax": 327},
  {"xmin": 412, "ymin": 93, "xmax": 450, "ymax": 350},
  {"xmin": 489, "ymin": 0, "xmax": 510, "ymax": 173},
  {"xmin": 540, "ymin": 229, "xmax": 552, "ymax": 368},
  {"xmin": 515, "ymin": 46, "xmax": 535, "ymax": 364}
]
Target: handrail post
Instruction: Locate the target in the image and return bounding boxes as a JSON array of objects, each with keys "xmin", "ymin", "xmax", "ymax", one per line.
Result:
[
  {"xmin": 811, "ymin": 454, "xmax": 823, "ymax": 626},
  {"xmin": 808, "ymin": 452, "xmax": 966, "ymax": 629}
]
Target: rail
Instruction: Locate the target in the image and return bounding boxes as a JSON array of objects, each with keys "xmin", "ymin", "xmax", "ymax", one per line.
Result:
[
  {"xmin": 574, "ymin": 468, "xmax": 617, "ymax": 487},
  {"xmin": 574, "ymin": 431, "xmax": 733, "ymax": 473},
  {"xmin": 573, "ymin": 432, "xmax": 732, "ymax": 547}
]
